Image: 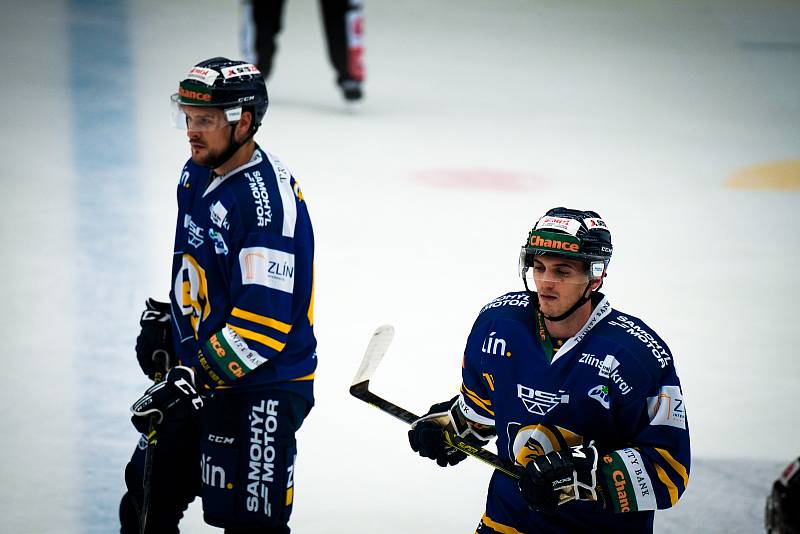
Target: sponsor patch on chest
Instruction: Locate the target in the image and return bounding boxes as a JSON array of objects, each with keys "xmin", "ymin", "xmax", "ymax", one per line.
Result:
[{"xmin": 517, "ymin": 384, "xmax": 569, "ymax": 415}]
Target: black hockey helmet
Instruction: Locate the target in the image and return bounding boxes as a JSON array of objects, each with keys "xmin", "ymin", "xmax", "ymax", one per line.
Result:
[
  {"xmin": 519, "ymin": 207, "xmax": 613, "ymax": 281},
  {"xmin": 172, "ymin": 57, "xmax": 268, "ymax": 133}
]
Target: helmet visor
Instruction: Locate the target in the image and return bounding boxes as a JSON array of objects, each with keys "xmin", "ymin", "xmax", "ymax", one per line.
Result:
[
  {"xmin": 170, "ymin": 94, "xmax": 242, "ymax": 131},
  {"xmin": 519, "ymin": 248, "xmax": 604, "ymax": 286}
]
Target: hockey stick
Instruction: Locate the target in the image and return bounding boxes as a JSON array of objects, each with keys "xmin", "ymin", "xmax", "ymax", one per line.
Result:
[
  {"xmin": 140, "ymin": 351, "xmax": 170, "ymax": 534},
  {"xmin": 349, "ymin": 325, "xmax": 520, "ymax": 480}
]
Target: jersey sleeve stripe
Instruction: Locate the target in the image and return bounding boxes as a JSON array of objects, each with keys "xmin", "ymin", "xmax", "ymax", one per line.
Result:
[
  {"xmin": 460, "ymin": 385, "xmax": 495, "ymax": 416},
  {"xmin": 479, "ymin": 513, "xmax": 526, "ymax": 534},
  {"xmin": 290, "ymin": 372, "xmax": 315, "ymax": 381},
  {"xmin": 653, "ymin": 463, "xmax": 679, "ymax": 506},
  {"xmin": 228, "ymin": 324, "xmax": 286, "ymax": 352},
  {"xmin": 231, "ymin": 307, "xmax": 292, "ymax": 334},
  {"xmin": 266, "ymin": 152, "xmax": 297, "ymax": 238},
  {"xmin": 462, "ymin": 384, "xmax": 492, "ymax": 406},
  {"xmin": 482, "ymin": 372, "xmax": 495, "ymax": 391},
  {"xmin": 307, "ymin": 265, "xmax": 315, "ymax": 326},
  {"xmin": 654, "ymin": 447, "xmax": 689, "ymax": 488}
]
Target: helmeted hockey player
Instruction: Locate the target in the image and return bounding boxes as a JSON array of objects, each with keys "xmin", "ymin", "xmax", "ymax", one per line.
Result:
[
  {"xmin": 119, "ymin": 57, "xmax": 316, "ymax": 533},
  {"xmin": 408, "ymin": 207, "xmax": 690, "ymax": 533}
]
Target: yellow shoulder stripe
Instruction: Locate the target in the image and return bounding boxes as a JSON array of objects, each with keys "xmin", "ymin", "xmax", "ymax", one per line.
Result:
[
  {"xmin": 232, "ymin": 307, "xmax": 292, "ymax": 334},
  {"xmin": 228, "ymin": 324, "xmax": 286, "ymax": 352},
  {"xmin": 654, "ymin": 447, "xmax": 689, "ymax": 488}
]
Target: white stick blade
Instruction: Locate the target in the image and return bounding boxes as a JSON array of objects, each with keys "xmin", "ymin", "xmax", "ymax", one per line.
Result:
[{"xmin": 351, "ymin": 325, "xmax": 395, "ymax": 386}]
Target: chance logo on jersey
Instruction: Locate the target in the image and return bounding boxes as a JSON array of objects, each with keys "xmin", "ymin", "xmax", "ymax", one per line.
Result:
[{"xmin": 239, "ymin": 247, "xmax": 295, "ymax": 294}]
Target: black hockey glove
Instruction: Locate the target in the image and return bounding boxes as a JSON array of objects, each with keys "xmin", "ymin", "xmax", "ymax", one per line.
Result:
[
  {"xmin": 135, "ymin": 298, "xmax": 176, "ymax": 380},
  {"xmin": 765, "ymin": 457, "xmax": 800, "ymax": 533},
  {"xmin": 130, "ymin": 366, "xmax": 204, "ymax": 434},
  {"xmin": 519, "ymin": 443, "xmax": 599, "ymax": 514},
  {"xmin": 408, "ymin": 396, "xmax": 490, "ymax": 467}
]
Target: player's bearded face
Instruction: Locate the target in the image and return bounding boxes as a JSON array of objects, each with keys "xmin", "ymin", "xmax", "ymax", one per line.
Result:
[
  {"xmin": 184, "ymin": 108, "xmax": 234, "ymax": 167},
  {"xmin": 532, "ymin": 256, "xmax": 591, "ymax": 316}
]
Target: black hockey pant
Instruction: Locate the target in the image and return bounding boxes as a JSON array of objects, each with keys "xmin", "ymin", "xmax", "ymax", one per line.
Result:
[
  {"xmin": 247, "ymin": 0, "xmax": 364, "ymax": 84},
  {"xmin": 119, "ymin": 387, "xmax": 310, "ymax": 533}
]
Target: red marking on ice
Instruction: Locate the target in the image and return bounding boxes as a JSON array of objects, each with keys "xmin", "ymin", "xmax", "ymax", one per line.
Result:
[{"xmin": 412, "ymin": 168, "xmax": 545, "ymax": 191}]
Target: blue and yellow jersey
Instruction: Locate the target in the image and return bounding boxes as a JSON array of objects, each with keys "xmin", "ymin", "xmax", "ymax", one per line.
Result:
[
  {"xmin": 169, "ymin": 147, "xmax": 316, "ymax": 403},
  {"xmin": 461, "ymin": 291, "xmax": 690, "ymax": 533}
]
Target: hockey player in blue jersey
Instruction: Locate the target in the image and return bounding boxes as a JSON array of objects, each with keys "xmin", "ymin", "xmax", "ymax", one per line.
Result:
[
  {"xmin": 408, "ymin": 207, "xmax": 690, "ymax": 533},
  {"xmin": 119, "ymin": 57, "xmax": 316, "ymax": 533}
]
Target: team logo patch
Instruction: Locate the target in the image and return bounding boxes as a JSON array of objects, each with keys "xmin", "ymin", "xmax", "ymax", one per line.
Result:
[
  {"xmin": 209, "ymin": 228, "xmax": 228, "ymax": 255},
  {"xmin": 517, "ymin": 385, "xmax": 569, "ymax": 416},
  {"xmin": 239, "ymin": 247, "xmax": 295, "ymax": 294},
  {"xmin": 588, "ymin": 385, "xmax": 610, "ymax": 409},
  {"xmin": 209, "ymin": 201, "xmax": 229, "ymax": 229},
  {"xmin": 647, "ymin": 385, "xmax": 686, "ymax": 429}
]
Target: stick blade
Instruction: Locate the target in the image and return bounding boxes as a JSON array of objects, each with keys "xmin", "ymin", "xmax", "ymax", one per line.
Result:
[{"xmin": 350, "ymin": 324, "xmax": 395, "ymax": 389}]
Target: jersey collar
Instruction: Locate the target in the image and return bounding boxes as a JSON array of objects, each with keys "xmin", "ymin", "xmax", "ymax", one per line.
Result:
[
  {"xmin": 550, "ymin": 294, "xmax": 612, "ymax": 365},
  {"xmin": 203, "ymin": 147, "xmax": 263, "ymax": 198}
]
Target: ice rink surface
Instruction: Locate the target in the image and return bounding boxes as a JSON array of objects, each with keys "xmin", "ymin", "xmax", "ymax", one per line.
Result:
[{"xmin": 1, "ymin": 0, "xmax": 799, "ymax": 532}]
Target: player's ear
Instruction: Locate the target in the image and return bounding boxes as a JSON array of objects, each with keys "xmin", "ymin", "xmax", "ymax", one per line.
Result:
[
  {"xmin": 590, "ymin": 275, "xmax": 604, "ymax": 292},
  {"xmin": 237, "ymin": 110, "xmax": 253, "ymax": 138}
]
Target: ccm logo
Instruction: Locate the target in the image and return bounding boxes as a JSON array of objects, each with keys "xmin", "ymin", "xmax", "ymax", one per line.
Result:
[{"xmin": 208, "ymin": 434, "xmax": 235, "ymax": 445}]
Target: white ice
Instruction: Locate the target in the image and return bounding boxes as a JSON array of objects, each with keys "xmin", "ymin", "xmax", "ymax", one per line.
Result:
[{"xmin": 1, "ymin": 0, "xmax": 799, "ymax": 532}]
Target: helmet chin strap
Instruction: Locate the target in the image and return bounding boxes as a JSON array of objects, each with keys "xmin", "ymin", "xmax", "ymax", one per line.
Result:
[
  {"xmin": 203, "ymin": 122, "xmax": 257, "ymax": 171},
  {"xmin": 542, "ymin": 282, "xmax": 593, "ymax": 322},
  {"xmin": 525, "ymin": 278, "xmax": 602, "ymax": 322}
]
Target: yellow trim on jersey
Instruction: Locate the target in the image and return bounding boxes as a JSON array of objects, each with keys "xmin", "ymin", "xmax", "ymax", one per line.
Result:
[
  {"xmin": 231, "ymin": 307, "xmax": 292, "ymax": 334},
  {"xmin": 462, "ymin": 384, "xmax": 492, "ymax": 406},
  {"xmin": 536, "ymin": 425, "xmax": 562, "ymax": 451},
  {"xmin": 482, "ymin": 372, "xmax": 495, "ymax": 391},
  {"xmin": 228, "ymin": 324, "xmax": 286, "ymax": 352},
  {"xmin": 461, "ymin": 385, "xmax": 495, "ymax": 416},
  {"xmin": 286, "ymin": 487, "xmax": 293, "ymax": 506},
  {"xmin": 290, "ymin": 372, "xmax": 315, "ymax": 381},
  {"xmin": 307, "ymin": 264, "xmax": 315, "ymax": 326},
  {"xmin": 654, "ymin": 463, "xmax": 679, "ymax": 506},
  {"xmin": 479, "ymin": 513, "xmax": 525, "ymax": 534},
  {"xmin": 654, "ymin": 447, "xmax": 689, "ymax": 488}
]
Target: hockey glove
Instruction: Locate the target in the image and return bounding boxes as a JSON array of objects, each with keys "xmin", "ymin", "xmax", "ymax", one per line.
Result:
[
  {"xmin": 765, "ymin": 457, "xmax": 800, "ymax": 533},
  {"xmin": 408, "ymin": 396, "xmax": 491, "ymax": 467},
  {"xmin": 135, "ymin": 298, "xmax": 176, "ymax": 380},
  {"xmin": 519, "ymin": 443, "xmax": 599, "ymax": 513},
  {"xmin": 130, "ymin": 366, "xmax": 204, "ymax": 434}
]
